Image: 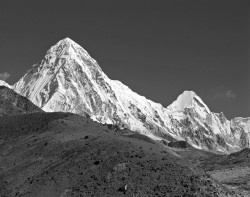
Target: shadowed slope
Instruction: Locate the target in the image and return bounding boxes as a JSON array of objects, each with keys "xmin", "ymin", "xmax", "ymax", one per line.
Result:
[
  {"xmin": 0, "ymin": 112, "xmax": 232, "ymax": 196},
  {"xmin": 0, "ymin": 86, "xmax": 42, "ymax": 115}
]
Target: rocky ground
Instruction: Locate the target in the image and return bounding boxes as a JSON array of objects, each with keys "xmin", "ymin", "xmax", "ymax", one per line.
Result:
[
  {"xmin": 0, "ymin": 86, "xmax": 42, "ymax": 115},
  {"xmin": 171, "ymin": 145, "xmax": 250, "ymax": 196},
  {"xmin": 0, "ymin": 112, "xmax": 233, "ymax": 197},
  {"xmin": 197, "ymin": 148, "xmax": 250, "ymax": 196}
]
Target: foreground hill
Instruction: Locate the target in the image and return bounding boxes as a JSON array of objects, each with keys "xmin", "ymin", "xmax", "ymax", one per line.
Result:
[
  {"xmin": 0, "ymin": 85, "xmax": 42, "ymax": 115},
  {"xmin": 0, "ymin": 112, "xmax": 233, "ymax": 196}
]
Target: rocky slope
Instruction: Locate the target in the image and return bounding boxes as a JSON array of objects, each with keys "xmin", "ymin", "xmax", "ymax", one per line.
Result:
[
  {"xmin": 195, "ymin": 148, "xmax": 250, "ymax": 196},
  {"xmin": 166, "ymin": 91, "xmax": 250, "ymax": 153},
  {"xmin": 0, "ymin": 112, "xmax": 234, "ymax": 196},
  {"xmin": 13, "ymin": 38, "xmax": 250, "ymax": 153},
  {"xmin": 0, "ymin": 85, "xmax": 42, "ymax": 115}
]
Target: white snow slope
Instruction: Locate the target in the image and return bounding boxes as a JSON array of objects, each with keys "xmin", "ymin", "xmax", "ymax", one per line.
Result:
[
  {"xmin": 13, "ymin": 38, "xmax": 250, "ymax": 153},
  {"xmin": 0, "ymin": 80, "xmax": 12, "ymax": 89}
]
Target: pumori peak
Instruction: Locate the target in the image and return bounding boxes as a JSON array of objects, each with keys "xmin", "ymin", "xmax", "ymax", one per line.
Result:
[
  {"xmin": 13, "ymin": 38, "xmax": 250, "ymax": 153},
  {"xmin": 45, "ymin": 37, "xmax": 94, "ymax": 66},
  {"xmin": 53, "ymin": 37, "xmax": 82, "ymax": 48},
  {"xmin": 14, "ymin": 37, "xmax": 173, "ymax": 141}
]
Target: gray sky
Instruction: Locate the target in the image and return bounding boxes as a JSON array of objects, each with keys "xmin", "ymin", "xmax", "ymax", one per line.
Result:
[{"xmin": 0, "ymin": 0, "xmax": 249, "ymax": 119}]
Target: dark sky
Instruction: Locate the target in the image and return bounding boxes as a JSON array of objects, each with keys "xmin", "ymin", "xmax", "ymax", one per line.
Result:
[{"xmin": 0, "ymin": 0, "xmax": 249, "ymax": 119}]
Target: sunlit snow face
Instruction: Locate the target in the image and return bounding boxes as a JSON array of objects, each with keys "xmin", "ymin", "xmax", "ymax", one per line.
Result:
[{"xmin": 12, "ymin": 38, "xmax": 250, "ymax": 153}]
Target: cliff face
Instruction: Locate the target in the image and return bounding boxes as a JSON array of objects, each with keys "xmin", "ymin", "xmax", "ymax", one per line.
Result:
[{"xmin": 167, "ymin": 90, "xmax": 250, "ymax": 153}]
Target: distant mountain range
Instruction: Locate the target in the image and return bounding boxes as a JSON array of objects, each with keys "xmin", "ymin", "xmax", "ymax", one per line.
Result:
[{"xmin": 2, "ymin": 38, "xmax": 250, "ymax": 153}]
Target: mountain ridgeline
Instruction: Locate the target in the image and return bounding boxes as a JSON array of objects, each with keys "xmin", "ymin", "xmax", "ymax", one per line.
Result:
[
  {"xmin": 0, "ymin": 85, "xmax": 42, "ymax": 115},
  {"xmin": 1, "ymin": 37, "xmax": 248, "ymax": 153}
]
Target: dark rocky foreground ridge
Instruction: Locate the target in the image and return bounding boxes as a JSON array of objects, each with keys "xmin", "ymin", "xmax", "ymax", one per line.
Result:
[
  {"xmin": 0, "ymin": 112, "xmax": 234, "ymax": 197},
  {"xmin": 0, "ymin": 86, "xmax": 42, "ymax": 115}
]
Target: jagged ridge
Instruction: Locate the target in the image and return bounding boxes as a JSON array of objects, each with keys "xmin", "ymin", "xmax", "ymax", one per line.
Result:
[{"xmin": 11, "ymin": 38, "xmax": 250, "ymax": 153}]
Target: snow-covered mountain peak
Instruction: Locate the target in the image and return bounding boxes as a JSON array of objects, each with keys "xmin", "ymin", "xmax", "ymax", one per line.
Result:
[
  {"xmin": 14, "ymin": 37, "xmax": 106, "ymax": 109},
  {"xmin": 61, "ymin": 37, "xmax": 76, "ymax": 43},
  {"xmin": 52, "ymin": 37, "xmax": 82, "ymax": 49},
  {"xmin": 13, "ymin": 37, "xmax": 250, "ymax": 153},
  {"xmin": 167, "ymin": 90, "xmax": 210, "ymax": 114},
  {"xmin": 170, "ymin": 90, "xmax": 196, "ymax": 111},
  {"xmin": 46, "ymin": 37, "xmax": 93, "ymax": 63}
]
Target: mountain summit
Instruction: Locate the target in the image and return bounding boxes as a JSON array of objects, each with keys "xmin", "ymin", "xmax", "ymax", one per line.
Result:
[
  {"xmin": 14, "ymin": 38, "xmax": 250, "ymax": 153},
  {"xmin": 167, "ymin": 90, "xmax": 210, "ymax": 114},
  {"xmin": 14, "ymin": 38, "xmax": 172, "ymax": 140}
]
